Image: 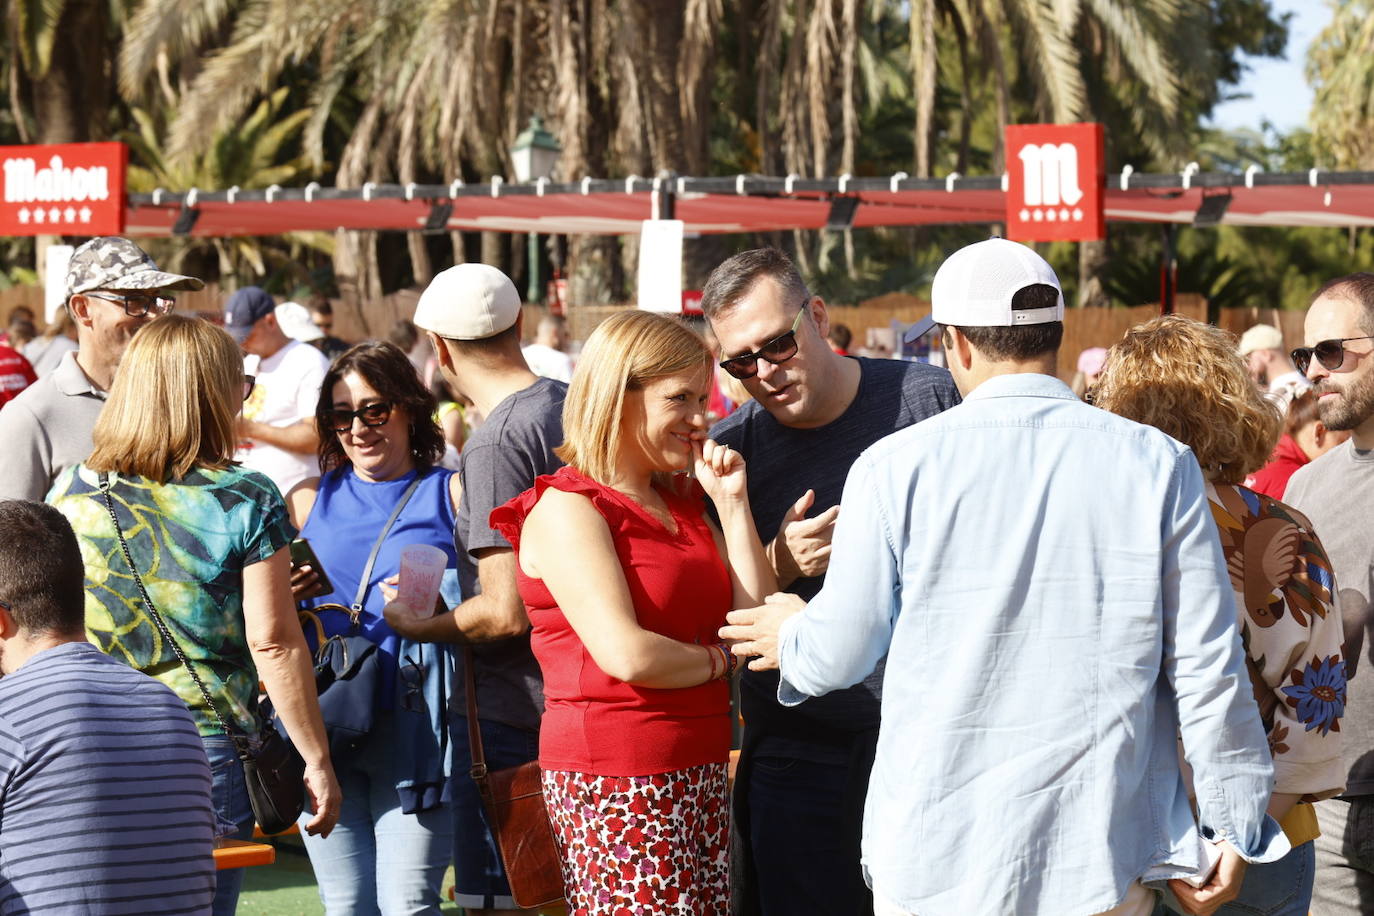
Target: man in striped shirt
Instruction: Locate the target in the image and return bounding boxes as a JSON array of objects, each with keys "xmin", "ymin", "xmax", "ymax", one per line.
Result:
[{"xmin": 0, "ymin": 500, "xmax": 216, "ymax": 915}]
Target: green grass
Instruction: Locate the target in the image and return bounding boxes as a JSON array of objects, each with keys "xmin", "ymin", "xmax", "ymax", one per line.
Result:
[{"xmin": 236, "ymin": 834, "xmax": 465, "ymax": 915}]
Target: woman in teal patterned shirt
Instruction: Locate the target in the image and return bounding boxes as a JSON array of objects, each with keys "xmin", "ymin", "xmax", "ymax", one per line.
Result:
[{"xmin": 49, "ymin": 313, "xmax": 341, "ymax": 916}]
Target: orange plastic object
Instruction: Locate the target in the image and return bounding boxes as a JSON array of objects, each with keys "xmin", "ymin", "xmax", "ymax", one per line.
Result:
[
  {"xmin": 252, "ymin": 822, "xmax": 300, "ymax": 839},
  {"xmin": 214, "ymin": 839, "xmax": 277, "ymax": 870}
]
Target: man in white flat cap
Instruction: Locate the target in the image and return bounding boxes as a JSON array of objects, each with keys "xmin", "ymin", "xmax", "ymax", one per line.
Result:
[
  {"xmin": 722, "ymin": 238, "xmax": 1288, "ymax": 916},
  {"xmin": 385, "ymin": 263, "xmax": 563, "ymax": 916},
  {"xmin": 1240, "ymin": 323, "xmax": 1309, "ymax": 410}
]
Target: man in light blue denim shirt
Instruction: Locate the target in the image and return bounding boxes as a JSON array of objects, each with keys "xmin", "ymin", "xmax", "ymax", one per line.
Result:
[{"xmin": 723, "ymin": 239, "xmax": 1288, "ymax": 916}]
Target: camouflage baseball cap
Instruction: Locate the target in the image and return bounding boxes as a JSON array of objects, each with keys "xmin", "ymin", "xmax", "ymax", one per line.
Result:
[{"xmin": 65, "ymin": 237, "xmax": 204, "ymax": 298}]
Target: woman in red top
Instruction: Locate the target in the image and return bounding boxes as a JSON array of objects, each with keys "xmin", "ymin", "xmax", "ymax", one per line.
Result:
[{"xmin": 491, "ymin": 310, "xmax": 775, "ymax": 915}]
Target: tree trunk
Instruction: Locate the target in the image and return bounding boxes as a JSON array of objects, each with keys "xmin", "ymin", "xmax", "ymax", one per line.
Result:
[
  {"xmin": 333, "ymin": 229, "xmax": 372, "ymax": 339},
  {"xmin": 1078, "ymin": 238, "xmax": 1109, "ymax": 309},
  {"xmin": 30, "ymin": 0, "xmax": 108, "ymax": 144},
  {"xmin": 481, "ymin": 231, "xmax": 504, "ymax": 273},
  {"xmin": 407, "ymin": 232, "xmax": 433, "ymax": 287}
]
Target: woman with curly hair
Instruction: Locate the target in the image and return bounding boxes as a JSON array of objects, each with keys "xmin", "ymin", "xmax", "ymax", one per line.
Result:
[{"xmin": 1095, "ymin": 315, "xmax": 1346, "ymax": 916}]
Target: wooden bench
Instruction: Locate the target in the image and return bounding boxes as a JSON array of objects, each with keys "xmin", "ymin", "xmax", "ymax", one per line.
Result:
[
  {"xmin": 252, "ymin": 822, "xmax": 300, "ymax": 839},
  {"xmin": 213, "ymin": 839, "xmax": 276, "ymax": 870}
]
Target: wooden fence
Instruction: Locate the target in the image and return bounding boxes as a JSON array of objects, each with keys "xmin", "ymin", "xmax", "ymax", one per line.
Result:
[{"xmin": 4, "ymin": 281, "xmax": 1309, "ymax": 384}]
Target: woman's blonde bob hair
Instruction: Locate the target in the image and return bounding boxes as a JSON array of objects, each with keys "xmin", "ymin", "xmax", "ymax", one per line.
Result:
[
  {"xmin": 557, "ymin": 310, "xmax": 711, "ymax": 484},
  {"xmin": 1093, "ymin": 315, "xmax": 1281, "ymax": 484},
  {"xmin": 88, "ymin": 313, "xmax": 245, "ymax": 483}
]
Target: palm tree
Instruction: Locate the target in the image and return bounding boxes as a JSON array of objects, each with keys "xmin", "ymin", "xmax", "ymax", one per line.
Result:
[
  {"xmin": 1307, "ymin": 0, "xmax": 1374, "ymax": 170},
  {"xmin": 121, "ymin": 87, "xmax": 331, "ymax": 284},
  {"xmin": 4, "ymin": 0, "xmax": 115, "ymax": 144}
]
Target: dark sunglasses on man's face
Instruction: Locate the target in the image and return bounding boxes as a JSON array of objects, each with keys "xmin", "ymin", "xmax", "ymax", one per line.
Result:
[
  {"xmin": 718, "ymin": 304, "xmax": 809, "ymax": 380},
  {"xmin": 83, "ymin": 290, "xmax": 175, "ymax": 318},
  {"xmin": 1291, "ymin": 336, "xmax": 1374, "ymax": 375},
  {"xmin": 326, "ymin": 401, "xmax": 393, "ymax": 433}
]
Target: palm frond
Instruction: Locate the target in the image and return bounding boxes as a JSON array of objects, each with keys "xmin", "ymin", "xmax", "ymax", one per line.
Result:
[{"xmin": 118, "ymin": 0, "xmax": 238, "ymax": 101}]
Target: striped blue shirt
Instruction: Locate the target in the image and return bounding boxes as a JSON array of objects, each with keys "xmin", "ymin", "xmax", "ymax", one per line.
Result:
[{"xmin": 0, "ymin": 642, "xmax": 215, "ymax": 914}]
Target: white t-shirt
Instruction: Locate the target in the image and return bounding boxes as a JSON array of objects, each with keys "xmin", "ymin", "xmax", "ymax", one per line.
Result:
[
  {"xmin": 521, "ymin": 344, "xmax": 574, "ymax": 384},
  {"xmin": 235, "ymin": 339, "xmax": 329, "ymax": 494}
]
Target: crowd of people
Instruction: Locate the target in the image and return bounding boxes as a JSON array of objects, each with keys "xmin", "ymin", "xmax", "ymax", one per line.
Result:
[{"xmin": 0, "ymin": 232, "xmax": 1370, "ymax": 916}]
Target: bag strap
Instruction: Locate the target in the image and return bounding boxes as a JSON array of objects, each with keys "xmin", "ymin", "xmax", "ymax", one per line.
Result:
[
  {"xmin": 463, "ymin": 646, "xmax": 489, "ymax": 783},
  {"xmin": 347, "ymin": 474, "xmax": 424, "ymax": 617},
  {"xmin": 97, "ymin": 471, "xmax": 250, "ymax": 756}
]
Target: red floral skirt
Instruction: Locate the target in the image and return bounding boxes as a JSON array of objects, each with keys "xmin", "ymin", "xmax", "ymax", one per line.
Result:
[{"xmin": 542, "ymin": 763, "xmax": 729, "ymax": 915}]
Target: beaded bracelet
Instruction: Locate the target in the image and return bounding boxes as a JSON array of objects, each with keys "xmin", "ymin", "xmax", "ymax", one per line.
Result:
[{"xmin": 715, "ymin": 642, "xmax": 738, "ymax": 678}]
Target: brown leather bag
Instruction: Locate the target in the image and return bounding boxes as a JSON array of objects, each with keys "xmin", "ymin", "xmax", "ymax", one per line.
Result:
[{"xmin": 463, "ymin": 647, "xmax": 565, "ymax": 909}]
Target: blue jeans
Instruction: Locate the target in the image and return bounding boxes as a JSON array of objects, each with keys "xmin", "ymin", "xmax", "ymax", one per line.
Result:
[
  {"xmin": 745, "ymin": 754, "xmax": 872, "ymax": 916},
  {"xmin": 1313, "ymin": 797, "xmax": 1374, "ymax": 915},
  {"xmin": 1158, "ymin": 841, "xmax": 1314, "ymax": 916},
  {"xmin": 204, "ymin": 735, "xmax": 255, "ymax": 916},
  {"xmin": 449, "ymin": 716, "xmax": 539, "ymax": 911},
  {"xmin": 299, "ymin": 714, "xmax": 453, "ymax": 916}
]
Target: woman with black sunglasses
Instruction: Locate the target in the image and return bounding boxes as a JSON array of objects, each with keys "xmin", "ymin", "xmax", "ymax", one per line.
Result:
[{"xmin": 284, "ymin": 341, "xmax": 461, "ymax": 915}]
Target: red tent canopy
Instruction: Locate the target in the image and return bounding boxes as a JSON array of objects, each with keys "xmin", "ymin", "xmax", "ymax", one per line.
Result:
[{"xmin": 121, "ymin": 171, "xmax": 1374, "ymax": 237}]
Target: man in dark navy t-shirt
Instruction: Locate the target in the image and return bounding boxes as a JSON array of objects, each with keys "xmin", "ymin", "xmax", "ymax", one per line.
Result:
[{"xmin": 705, "ymin": 248, "xmax": 960, "ymax": 916}]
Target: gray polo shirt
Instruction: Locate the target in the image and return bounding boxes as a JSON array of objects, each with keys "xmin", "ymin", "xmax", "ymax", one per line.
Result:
[{"xmin": 0, "ymin": 350, "xmax": 106, "ymax": 501}]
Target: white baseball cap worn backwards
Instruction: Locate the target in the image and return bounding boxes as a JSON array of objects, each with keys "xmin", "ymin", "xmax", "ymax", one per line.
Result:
[{"xmin": 906, "ymin": 237, "xmax": 1065, "ymax": 341}]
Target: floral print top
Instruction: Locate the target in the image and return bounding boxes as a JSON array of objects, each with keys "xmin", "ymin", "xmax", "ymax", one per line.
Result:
[
  {"xmin": 1209, "ymin": 483, "xmax": 1346, "ymax": 801},
  {"xmin": 48, "ymin": 464, "xmax": 294, "ymax": 737}
]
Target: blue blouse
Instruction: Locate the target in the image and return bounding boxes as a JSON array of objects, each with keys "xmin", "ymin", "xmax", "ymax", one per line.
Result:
[{"xmin": 300, "ymin": 465, "xmax": 460, "ymax": 812}]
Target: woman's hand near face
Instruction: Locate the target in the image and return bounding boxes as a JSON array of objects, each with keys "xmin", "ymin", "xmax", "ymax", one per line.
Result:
[{"xmin": 693, "ymin": 438, "xmax": 747, "ymax": 505}]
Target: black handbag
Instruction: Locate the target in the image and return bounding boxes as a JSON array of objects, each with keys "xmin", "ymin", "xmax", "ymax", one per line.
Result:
[
  {"xmin": 98, "ymin": 472, "xmax": 305, "ymax": 835},
  {"xmin": 286, "ymin": 606, "xmax": 381, "ymax": 757},
  {"xmin": 281, "ymin": 474, "xmax": 423, "ymax": 757}
]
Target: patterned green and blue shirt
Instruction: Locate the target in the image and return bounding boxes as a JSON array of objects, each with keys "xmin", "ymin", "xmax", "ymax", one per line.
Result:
[{"xmin": 48, "ymin": 463, "xmax": 295, "ymax": 737}]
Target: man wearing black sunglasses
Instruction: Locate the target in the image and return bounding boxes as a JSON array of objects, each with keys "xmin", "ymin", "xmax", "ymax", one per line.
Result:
[
  {"xmin": 0, "ymin": 237, "xmax": 201, "ymax": 501},
  {"xmin": 702, "ymin": 248, "xmax": 960, "ymax": 916},
  {"xmin": 1284, "ymin": 272, "xmax": 1374, "ymax": 915}
]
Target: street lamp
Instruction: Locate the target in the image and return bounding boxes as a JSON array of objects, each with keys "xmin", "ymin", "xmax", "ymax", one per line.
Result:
[{"xmin": 510, "ymin": 116, "xmax": 562, "ymax": 305}]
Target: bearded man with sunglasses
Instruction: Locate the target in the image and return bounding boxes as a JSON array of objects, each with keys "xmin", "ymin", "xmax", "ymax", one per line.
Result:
[
  {"xmin": 1284, "ymin": 272, "xmax": 1374, "ymax": 915},
  {"xmin": 0, "ymin": 237, "xmax": 201, "ymax": 501},
  {"xmin": 702, "ymin": 248, "xmax": 960, "ymax": 916}
]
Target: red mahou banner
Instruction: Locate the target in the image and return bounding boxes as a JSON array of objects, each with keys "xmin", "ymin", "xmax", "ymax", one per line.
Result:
[
  {"xmin": 0, "ymin": 142, "xmax": 127, "ymax": 236},
  {"xmin": 1004, "ymin": 124, "xmax": 1105, "ymax": 243}
]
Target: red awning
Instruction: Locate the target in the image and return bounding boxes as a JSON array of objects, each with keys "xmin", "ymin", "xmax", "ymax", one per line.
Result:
[{"xmin": 120, "ymin": 171, "xmax": 1374, "ymax": 237}]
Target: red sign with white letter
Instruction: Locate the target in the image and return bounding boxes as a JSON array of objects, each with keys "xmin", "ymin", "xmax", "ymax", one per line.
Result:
[
  {"xmin": 1005, "ymin": 123, "xmax": 1104, "ymax": 242},
  {"xmin": 0, "ymin": 142, "xmax": 127, "ymax": 236}
]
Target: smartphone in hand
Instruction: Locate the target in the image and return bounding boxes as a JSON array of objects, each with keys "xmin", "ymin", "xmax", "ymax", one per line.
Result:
[{"xmin": 288, "ymin": 538, "xmax": 333, "ymax": 599}]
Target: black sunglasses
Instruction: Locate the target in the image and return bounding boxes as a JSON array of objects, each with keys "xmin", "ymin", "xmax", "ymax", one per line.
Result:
[
  {"xmin": 243, "ymin": 375, "xmax": 256, "ymax": 402},
  {"xmin": 325, "ymin": 401, "xmax": 393, "ymax": 433},
  {"xmin": 718, "ymin": 303, "xmax": 809, "ymax": 380},
  {"xmin": 84, "ymin": 291, "xmax": 175, "ymax": 318},
  {"xmin": 1290, "ymin": 336, "xmax": 1374, "ymax": 375}
]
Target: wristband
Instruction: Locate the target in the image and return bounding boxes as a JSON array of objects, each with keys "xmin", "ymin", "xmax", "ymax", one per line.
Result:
[
  {"xmin": 715, "ymin": 642, "xmax": 737, "ymax": 678},
  {"xmin": 704, "ymin": 643, "xmax": 720, "ymax": 682}
]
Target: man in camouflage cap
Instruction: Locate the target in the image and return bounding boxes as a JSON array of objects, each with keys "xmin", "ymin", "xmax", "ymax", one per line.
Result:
[{"xmin": 0, "ymin": 237, "xmax": 202, "ymax": 500}]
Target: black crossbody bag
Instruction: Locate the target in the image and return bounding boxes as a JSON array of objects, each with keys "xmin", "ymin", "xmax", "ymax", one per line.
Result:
[
  {"xmin": 99, "ymin": 471, "xmax": 305, "ymax": 835},
  {"xmin": 280, "ymin": 474, "xmax": 424, "ymax": 757}
]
